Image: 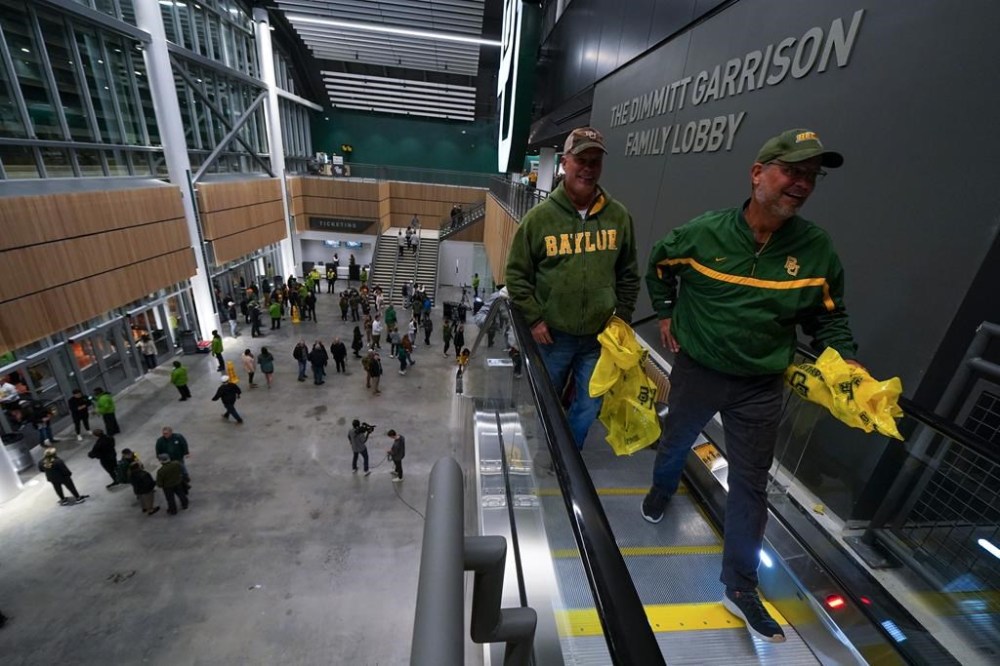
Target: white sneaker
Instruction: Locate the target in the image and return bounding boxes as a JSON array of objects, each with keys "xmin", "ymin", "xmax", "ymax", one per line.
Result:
[
  {"xmin": 392, "ymin": 477, "xmax": 403, "ymax": 483},
  {"xmin": 76, "ymin": 434, "xmax": 83, "ymax": 441}
]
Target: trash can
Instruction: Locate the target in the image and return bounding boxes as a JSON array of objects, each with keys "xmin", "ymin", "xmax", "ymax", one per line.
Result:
[
  {"xmin": 2, "ymin": 432, "xmax": 32, "ymax": 472},
  {"xmin": 178, "ymin": 329, "xmax": 198, "ymax": 355}
]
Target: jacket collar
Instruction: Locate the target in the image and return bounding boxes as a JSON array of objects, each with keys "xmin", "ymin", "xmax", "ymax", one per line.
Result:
[{"xmin": 550, "ymin": 183, "xmax": 610, "ymax": 219}]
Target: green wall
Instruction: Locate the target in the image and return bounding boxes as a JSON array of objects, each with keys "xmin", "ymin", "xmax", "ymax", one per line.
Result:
[{"xmin": 312, "ymin": 110, "xmax": 499, "ymax": 174}]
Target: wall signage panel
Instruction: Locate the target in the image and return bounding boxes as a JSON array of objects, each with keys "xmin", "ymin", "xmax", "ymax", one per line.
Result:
[{"xmin": 307, "ymin": 217, "xmax": 374, "ymax": 233}]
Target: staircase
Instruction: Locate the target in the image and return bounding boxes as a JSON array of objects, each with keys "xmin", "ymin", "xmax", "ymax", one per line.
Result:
[
  {"xmin": 414, "ymin": 229, "xmax": 440, "ymax": 305},
  {"xmin": 368, "ymin": 231, "xmax": 403, "ymax": 303}
]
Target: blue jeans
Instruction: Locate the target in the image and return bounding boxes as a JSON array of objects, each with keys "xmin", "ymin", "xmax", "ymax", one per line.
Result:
[
  {"xmin": 312, "ymin": 364, "xmax": 325, "ymax": 384},
  {"xmin": 297, "ymin": 359, "xmax": 307, "ymax": 380},
  {"xmin": 539, "ymin": 329, "xmax": 602, "ymax": 449},
  {"xmin": 649, "ymin": 352, "xmax": 783, "ymax": 591},
  {"xmin": 221, "ymin": 402, "xmax": 243, "ymax": 423}
]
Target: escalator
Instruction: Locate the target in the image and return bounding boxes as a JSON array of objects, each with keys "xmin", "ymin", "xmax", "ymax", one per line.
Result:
[{"xmin": 459, "ymin": 300, "xmax": 970, "ymax": 665}]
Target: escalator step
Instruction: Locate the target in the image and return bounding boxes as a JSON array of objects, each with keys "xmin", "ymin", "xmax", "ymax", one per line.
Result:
[{"xmin": 555, "ymin": 600, "xmax": 788, "ymax": 636}]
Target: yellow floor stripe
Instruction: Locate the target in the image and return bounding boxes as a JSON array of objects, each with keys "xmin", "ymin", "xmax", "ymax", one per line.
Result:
[
  {"xmin": 552, "ymin": 544, "xmax": 722, "ymax": 558},
  {"xmin": 556, "ymin": 601, "xmax": 788, "ymax": 636}
]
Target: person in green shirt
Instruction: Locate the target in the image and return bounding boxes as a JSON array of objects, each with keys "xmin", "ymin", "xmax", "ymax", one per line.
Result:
[
  {"xmin": 472, "ymin": 272, "xmax": 480, "ymax": 298},
  {"xmin": 269, "ymin": 301, "xmax": 282, "ymax": 330},
  {"xmin": 385, "ymin": 304, "xmax": 397, "ymax": 329},
  {"xmin": 210, "ymin": 330, "xmax": 225, "ymax": 372},
  {"xmin": 93, "ymin": 387, "xmax": 120, "ymax": 435},
  {"xmin": 170, "ymin": 361, "xmax": 191, "ymax": 401}
]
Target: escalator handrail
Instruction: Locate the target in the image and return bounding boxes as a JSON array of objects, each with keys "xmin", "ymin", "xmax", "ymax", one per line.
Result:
[
  {"xmin": 794, "ymin": 343, "xmax": 998, "ymax": 463},
  {"xmin": 488, "ymin": 300, "xmax": 665, "ymax": 666}
]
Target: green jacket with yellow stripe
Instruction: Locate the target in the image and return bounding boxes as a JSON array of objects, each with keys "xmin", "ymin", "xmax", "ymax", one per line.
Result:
[
  {"xmin": 506, "ymin": 184, "xmax": 640, "ymax": 336},
  {"xmin": 646, "ymin": 204, "xmax": 857, "ymax": 376}
]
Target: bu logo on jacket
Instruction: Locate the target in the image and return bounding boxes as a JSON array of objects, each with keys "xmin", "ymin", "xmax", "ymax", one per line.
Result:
[{"xmin": 785, "ymin": 256, "xmax": 800, "ymax": 276}]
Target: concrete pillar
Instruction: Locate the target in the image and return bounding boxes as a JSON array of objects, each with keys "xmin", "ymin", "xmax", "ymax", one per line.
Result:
[
  {"xmin": 537, "ymin": 147, "xmax": 556, "ymax": 193},
  {"xmin": 134, "ymin": 1, "xmax": 218, "ymax": 341},
  {"xmin": 254, "ymin": 8, "xmax": 299, "ymax": 278}
]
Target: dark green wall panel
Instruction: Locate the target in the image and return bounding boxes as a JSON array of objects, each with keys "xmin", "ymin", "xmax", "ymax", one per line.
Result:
[{"xmin": 312, "ymin": 111, "xmax": 499, "ymax": 173}]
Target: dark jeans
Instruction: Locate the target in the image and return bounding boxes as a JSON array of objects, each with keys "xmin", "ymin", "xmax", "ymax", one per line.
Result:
[
  {"xmin": 51, "ymin": 478, "xmax": 81, "ymax": 500},
  {"xmin": 163, "ymin": 484, "xmax": 189, "ymax": 513},
  {"xmin": 271, "ymin": 317, "xmax": 280, "ymax": 330},
  {"xmin": 297, "ymin": 359, "xmax": 307, "ymax": 380},
  {"xmin": 101, "ymin": 412, "xmax": 120, "ymax": 436},
  {"xmin": 143, "ymin": 354, "xmax": 157, "ymax": 370},
  {"xmin": 352, "ymin": 449, "xmax": 370, "ymax": 472},
  {"xmin": 648, "ymin": 352, "xmax": 783, "ymax": 592},
  {"xmin": 393, "ymin": 458, "xmax": 403, "ymax": 479},
  {"xmin": 99, "ymin": 457, "xmax": 117, "ymax": 483},
  {"xmin": 312, "ymin": 364, "xmax": 325, "ymax": 384},
  {"xmin": 72, "ymin": 414, "xmax": 90, "ymax": 435},
  {"xmin": 214, "ymin": 352, "xmax": 225, "ymax": 372},
  {"xmin": 175, "ymin": 384, "xmax": 192, "ymax": 400},
  {"xmin": 334, "ymin": 358, "xmax": 346, "ymax": 373},
  {"xmin": 221, "ymin": 402, "xmax": 243, "ymax": 423},
  {"xmin": 539, "ymin": 329, "xmax": 602, "ymax": 449}
]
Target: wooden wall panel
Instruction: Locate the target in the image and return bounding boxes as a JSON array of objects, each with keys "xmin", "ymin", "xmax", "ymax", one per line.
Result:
[
  {"xmin": 201, "ymin": 200, "xmax": 284, "ymax": 240},
  {"xmin": 0, "ymin": 219, "xmax": 190, "ymax": 302},
  {"xmin": 196, "ymin": 179, "xmax": 282, "ymax": 212},
  {"xmin": 212, "ymin": 220, "xmax": 287, "ymax": 265},
  {"xmin": 447, "ymin": 220, "xmax": 485, "ymax": 243},
  {"xmin": 484, "ymin": 196, "xmax": 520, "ymax": 286},
  {"xmin": 0, "ymin": 249, "xmax": 195, "ymax": 354},
  {"xmin": 0, "ymin": 187, "xmax": 184, "ymax": 250}
]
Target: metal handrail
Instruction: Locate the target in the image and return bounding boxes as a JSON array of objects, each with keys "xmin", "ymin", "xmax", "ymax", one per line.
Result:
[{"xmin": 500, "ymin": 300, "xmax": 665, "ymax": 665}]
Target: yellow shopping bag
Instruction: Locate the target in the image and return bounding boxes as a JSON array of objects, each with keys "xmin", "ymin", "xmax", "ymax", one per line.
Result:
[
  {"xmin": 785, "ymin": 348, "xmax": 904, "ymax": 440},
  {"xmin": 590, "ymin": 317, "xmax": 661, "ymax": 455}
]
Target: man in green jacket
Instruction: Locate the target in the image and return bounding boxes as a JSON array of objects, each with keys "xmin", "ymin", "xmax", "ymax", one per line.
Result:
[
  {"xmin": 93, "ymin": 386, "xmax": 120, "ymax": 435},
  {"xmin": 641, "ymin": 128, "xmax": 861, "ymax": 644},
  {"xmin": 210, "ymin": 330, "xmax": 225, "ymax": 372},
  {"xmin": 506, "ymin": 126, "xmax": 640, "ymax": 448},
  {"xmin": 170, "ymin": 361, "xmax": 191, "ymax": 401}
]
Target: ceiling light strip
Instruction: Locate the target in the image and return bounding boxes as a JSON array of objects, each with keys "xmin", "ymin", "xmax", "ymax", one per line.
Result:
[
  {"xmin": 285, "ymin": 14, "xmax": 500, "ymax": 46},
  {"xmin": 323, "ymin": 82, "xmax": 476, "ymax": 102},
  {"xmin": 329, "ymin": 103, "xmax": 474, "ymax": 121},
  {"xmin": 325, "ymin": 94, "xmax": 474, "ymax": 116},
  {"xmin": 321, "ymin": 70, "xmax": 476, "ymax": 92}
]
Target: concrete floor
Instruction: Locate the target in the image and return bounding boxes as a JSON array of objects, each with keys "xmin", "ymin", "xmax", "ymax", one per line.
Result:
[{"xmin": 0, "ymin": 284, "xmax": 479, "ymax": 666}]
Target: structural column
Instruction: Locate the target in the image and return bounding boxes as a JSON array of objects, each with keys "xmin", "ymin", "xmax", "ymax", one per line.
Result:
[
  {"xmin": 134, "ymin": 0, "xmax": 218, "ymax": 341},
  {"xmin": 254, "ymin": 8, "xmax": 299, "ymax": 278},
  {"xmin": 537, "ymin": 147, "xmax": 556, "ymax": 193}
]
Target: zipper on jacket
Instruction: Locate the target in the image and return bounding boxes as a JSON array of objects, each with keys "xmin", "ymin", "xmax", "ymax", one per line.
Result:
[{"xmin": 750, "ymin": 233, "xmax": 771, "ymax": 277}]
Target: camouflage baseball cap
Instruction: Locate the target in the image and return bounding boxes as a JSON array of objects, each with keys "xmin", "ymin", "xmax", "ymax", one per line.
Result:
[
  {"xmin": 755, "ymin": 129, "xmax": 843, "ymax": 168},
  {"xmin": 563, "ymin": 127, "xmax": 607, "ymax": 155}
]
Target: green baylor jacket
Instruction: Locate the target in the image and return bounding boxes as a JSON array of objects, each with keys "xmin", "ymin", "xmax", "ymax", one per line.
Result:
[
  {"xmin": 506, "ymin": 184, "xmax": 640, "ymax": 336},
  {"xmin": 646, "ymin": 204, "xmax": 857, "ymax": 376}
]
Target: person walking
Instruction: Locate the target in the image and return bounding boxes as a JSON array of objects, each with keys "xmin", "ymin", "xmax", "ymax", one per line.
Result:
[
  {"xmin": 211, "ymin": 376, "xmax": 243, "ymax": 424},
  {"xmin": 250, "ymin": 300, "xmax": 264, "ymax": 338},
  {"xmin": 87, "ymin": 428, "xmax": 119, "ymax": 488},
  {"xmin": 422, "ymin": 316, "xmax": 433, "ymax": 345},
  {"xmin": 386, "ymin": 430, "xmax": 405, "ymax": 482},
  {"xmin": 371, "ymin": 315, "xmax": 383, "ymax": 349},
  {"xmin": 456, "ymin": 348, "xmax": 471, "ymax": 395},
  {"xmin": 242, "ymin": 349, "xmax": 258, "ymax": 388},
  {"xmin": 155, "ymin": 426, "xmax": 190, "ymax": 481},
  {"xmin": 453, "ymin": 324, "xmax": 466, "ymax": 356},
  {"xmin": 472, "ymin": 273, "xmax": 481, "ymax": 298},
  {"xmin": 170, "ymin": 361, "xmax": 192, "ymax": 401},
  {"xmin": 293, "ymin": 340, "xmax": 309, "ymax": 382},
  {"xmin": 269, "ymin": 300, "xmax": 282, "ymax": 329},
  {"xmin": 348, "ymin": 420, "xmax": 372, "ymax": 475},
  {"xmin": 309, "ymin": 341, "xmax": 329, "ymax": 385},
  {"xmin": 397, "ymin": 229, "xmax": 406, "ymax": 258},
  {"xmin": 39, "ymin": 448, "xmax": 87, "ymax": 505},
  {"xmin": 128, "ymin": 461, "xmax": 159, "ymax": 516},
  {"xmin": 67, "ymin": 388, "xmax": 91, "ymax": 441},
  {"xmin": 396, "ymin": 338, "xmax": 409, "ymax": 375},
  {"xmin": 442, "ymin": 319, "xmax": 453, "ymax": 357},
  {"xmin": 155, "ymin": 453, "xmax": 189, "ymax": 515},
  {"xmin": 506, "ymin": 127, "xmax": 639, "ymax": 449},
  {"xmin": 330, "ymin": 338, "xmax": 347, "ymax": 374},
  {"xmin": 93, "ymin": 387, "xmax": 120, "ymax": 435},
  {"xmin": 210, "ymin": 330, "xmax": 225, "ymax": 372},
  {"xmin": 339, "ymin": 292, "xmax": 350, "ymax": 321},
  {"xmin": 137, "ymin": 334, "xmax": 157, "ymax": 370},
  {"xmin": 226, "ymin": 301, "xmax": 239, "ymax": 338},
  {"xmin": 259, "ymin": 347, "xmax": 275, "ymax": 388},
  {"xmin": 368, "ymin": 352, "xmax": 383, "ymax": 395},
  {"xmin": 641, "ymin": 128, "xmax": 858, "ymax": 644},
  {"xmin": 351, "ymin": 327, "xmax": 364, "ymax": 358}
]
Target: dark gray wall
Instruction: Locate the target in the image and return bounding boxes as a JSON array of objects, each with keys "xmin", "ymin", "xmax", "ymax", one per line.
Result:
[{"xmin": 588, "ymin": 0, "xmax": 1000, "ymax": 518}]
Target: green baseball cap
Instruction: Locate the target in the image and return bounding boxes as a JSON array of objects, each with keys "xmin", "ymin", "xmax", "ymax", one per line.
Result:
[{"xmin": 755, "ymin": 128, "xmax": 844, "ymax": 168}]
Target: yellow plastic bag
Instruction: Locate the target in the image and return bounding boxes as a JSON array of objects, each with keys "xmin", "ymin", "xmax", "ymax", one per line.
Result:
[
  {"xmin": 590, "ymin": 317, "xmax": 661, "ymax": 455},
  {"xmin": 785, "ymin": 348, "xmax": 904, "ymax": 440}
]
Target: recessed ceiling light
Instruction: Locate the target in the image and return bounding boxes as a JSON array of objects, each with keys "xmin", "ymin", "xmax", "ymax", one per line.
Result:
[{"xmin": 286, "ymin": 14, "xmax": 501, "ymax": 47}]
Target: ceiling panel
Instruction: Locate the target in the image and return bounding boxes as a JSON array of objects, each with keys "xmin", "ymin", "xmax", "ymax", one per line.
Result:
[{"xmin": 274, "ymin": 0, "xmax": 491, "ymax": 121}]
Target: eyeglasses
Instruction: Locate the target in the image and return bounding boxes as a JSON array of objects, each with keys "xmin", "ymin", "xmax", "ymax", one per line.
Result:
[{"xmin": 768, "ymin": 161, "xmax": 827, "ymax": 183}]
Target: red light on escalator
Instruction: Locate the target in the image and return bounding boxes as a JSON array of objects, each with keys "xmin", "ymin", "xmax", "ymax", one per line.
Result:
[
  {"xmin": 825, "ymin": 595, "xmax": 846, "ymax": 609},
  {"xmin": 859, "ymin": 596, "xmax": 872, "ymax": 606}
]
